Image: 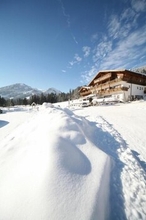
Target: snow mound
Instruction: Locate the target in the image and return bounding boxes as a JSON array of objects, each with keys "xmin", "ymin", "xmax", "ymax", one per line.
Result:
[
  {"xmin": 0, "ymin": 106, "xmax": 111, "ymax": 220},
  {"xmin": 41, "ymin": 102, "xmax": 53, "ymax": 108}
]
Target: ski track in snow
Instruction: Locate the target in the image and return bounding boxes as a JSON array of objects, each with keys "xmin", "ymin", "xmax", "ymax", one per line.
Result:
[
  {"xmin": 92, "ymin": 116, "xmax": 146, "ymax": 220},
  {"xmin": 73, "ymin": 107, "xmax": 146, "ymax": 220}
]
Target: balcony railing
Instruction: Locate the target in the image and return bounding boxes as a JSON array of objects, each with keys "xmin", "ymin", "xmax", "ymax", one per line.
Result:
[
  {"xmin": 95, "ymin": 77, "xmax": 122, "ymax": 88},
  {"xmin": 94, "ymin": 73, "xmax": 112, "ymax": 83},
  {"xmin": 91, "ymin": 78, "xmax": 123, "ymax": 92},
  {"xmin": 108, "ymin": 77, "xmax": 123, "ymax": 85},
  {"xmin": 80, "ymin": 78, "xmax": 129, "ymax": 96},
  {"xmin": 80, "ymin": 90, "xmax": 92, "ymax": 96},
  {"xmin": 80, "ymin": 86, "xmax": 129, "ymax": 97},
  {"xmin": 98, "ymin": 86, "xmax": 129, "ymax": 96}
]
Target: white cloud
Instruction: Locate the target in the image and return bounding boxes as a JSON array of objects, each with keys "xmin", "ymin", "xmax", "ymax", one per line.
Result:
[
  {"xmin": 91, "ymin": 33, "xmax": 98, "ymax": 42},
  {"xmin": 99, "ymin": 24, "xmax": 146, "ymax": 70},
  {"xmin": 80, "ymin": 0, "xmax": 146, "ymax": 85},
  {"xmin": 120, "ymin": 8, "xmax": 136, "ymax": 21},
  {"xmin": 74, "ymin": 53, "xmax": 82, "ymax": 62},
  {"xmin": 69, "ymin": 61, "xmax": 75, "ymax": 66},
  {"xmin": 108, "ymin": 15, "xmax": 121, "ymax": 39},
  {"xmin": 108, "ymin": 15, "xmax": 132, "ymax": 40},
  {"xmin": 108, "ymin": 0, "xmax": 146, "ymax": 41},
  {"xmin": 62, "ymin": 70, "xmax": 66, "ymax": 73},
  {"xmin": 69, "ymin": 53, "xmax": 82, "ymax": 67},
  {"xmin": 131, "ymin": 0, "xmax": 146, "ymax": 12},
  {"xmin": 93, "ymin": 40, "xmax": 112, "ymax": 63},
  {"xmin": 81, "ymin": 23, "xmax": 146, "ymax": 85},
  {"xmin": 81, "ymin": 66, "xmax": 97, "ymax": 84},
  {"xmin": 82, "ymin": 46, "xmax": 91, "ymax": 57}
]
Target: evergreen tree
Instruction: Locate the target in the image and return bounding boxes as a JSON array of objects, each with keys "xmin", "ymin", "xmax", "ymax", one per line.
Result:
[
  {"xmin": 0, "ymin": 96, "xmax": 6, "ymax": 107},
  {"xmin": 23, "ymin": 98, "xmax": 28, "ymax": 105},
  {"xmin": 40, "ymin": 93, "xmax": 46, "ymax": 104}
]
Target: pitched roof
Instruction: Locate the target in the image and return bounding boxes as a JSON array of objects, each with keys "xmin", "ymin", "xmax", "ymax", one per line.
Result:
[{"xmin": 88, "ymin": 69, "xmax": 146, "ymax": 86}]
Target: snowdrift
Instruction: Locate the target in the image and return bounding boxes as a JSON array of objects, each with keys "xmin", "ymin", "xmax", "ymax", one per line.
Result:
[{"xmin": 0, "ymin": 105, "xmax": 111, "ymax": 220}]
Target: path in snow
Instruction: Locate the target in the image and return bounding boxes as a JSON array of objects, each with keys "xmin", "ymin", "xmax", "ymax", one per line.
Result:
[
  {"xmin": 73, "ymin": 107, "xmax": 146, "ymax": 220},
  {"xmin": 95, "ymin": 116, "xmax": 146, "ymax": 220},
  {"xmin": 80, "ymin": 114, "xmax": 146, "ymax": 220}
]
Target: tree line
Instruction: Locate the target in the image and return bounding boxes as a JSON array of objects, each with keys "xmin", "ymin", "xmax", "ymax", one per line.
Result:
[{"xmin": 0, "ymin": 87, "xmax": 81, "ymax": 107}]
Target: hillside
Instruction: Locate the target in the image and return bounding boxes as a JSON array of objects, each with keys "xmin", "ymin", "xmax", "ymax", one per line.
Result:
[
  {"xmin": 0, "ymin": 83, "xmax": 61, "ymax": 99},
  {"xmin": 133, "ymin": 66, "xmax": 146, "ymax": 74}
]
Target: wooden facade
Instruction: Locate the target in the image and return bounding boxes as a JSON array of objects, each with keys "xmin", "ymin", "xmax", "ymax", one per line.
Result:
[
  {"xmin": 79, "ymin": 69, "xmax": 146, "ymax": 101},
  {"xmin": 79, "ymin": 86, "xmax": 91, "ymax": 97}
]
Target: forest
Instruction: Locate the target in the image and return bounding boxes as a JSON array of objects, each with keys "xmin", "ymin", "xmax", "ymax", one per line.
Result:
[{"xmin": 0, "ymin": 87, "xmax": 81, "ymax": 107}]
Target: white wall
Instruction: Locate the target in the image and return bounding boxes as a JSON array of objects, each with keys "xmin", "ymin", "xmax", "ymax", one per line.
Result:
[{"xmin": 114, "ymin": 82, "xmax": 145, "ymax": 102}]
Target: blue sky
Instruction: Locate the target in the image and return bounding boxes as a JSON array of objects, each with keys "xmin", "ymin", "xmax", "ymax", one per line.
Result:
[{"xmin": 0, "ymin": 0, "xmax": 146, "ymax": 92}]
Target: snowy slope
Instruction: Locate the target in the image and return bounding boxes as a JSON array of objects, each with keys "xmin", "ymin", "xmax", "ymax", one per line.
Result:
[
  {"xmin": 44, "ymin": 87, "xmax": 61, "ymax": 95},
  {"xmin": 0, "ymin": 105, "xmax": 110, "ymax": 220},
  {"xmin": 0, "ymin": 101, "xmax": 146, "ymax": 219},
  {"xmin": 0, "ymin": 83, "xmax": 42, "ymax": 99},
  {"xmin": 0, "ymin": 83, "xmax": 61, "ymax": 99},
  {"xmin": 73, "ymin": 101, "xmax": 146, "ymax": 220}
]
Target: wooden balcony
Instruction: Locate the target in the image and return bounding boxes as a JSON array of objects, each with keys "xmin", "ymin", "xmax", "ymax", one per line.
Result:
[
  {"xmin": 94, "ymin": 73, "xmax": 112, "ymax": 84},
  {"xmin": 98, "ymin": 86, "xmax": 129, "ymax": 96},
  {"xmin": 93, "ymin": 78, "xmax": 123, "ymax": 91},
  {"xmin": 101, "ymin": 87, "xmax": 129, "ymax": 94},
  {"xmin": 80, "ymin": 90, "xmax": 92, "ymax": 96},
  {"xmin": 108, "ymin": 77, "xmax": 123, "ymax": 85},
  {"xmin": 80, "ymin": 79, "xmax": 129, "ymax": 96}
]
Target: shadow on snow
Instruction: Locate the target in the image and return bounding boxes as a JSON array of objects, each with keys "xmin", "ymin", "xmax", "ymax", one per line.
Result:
[
  {"xmin": 131, "ymin": 150, "xmax": 146, "ymax": 172},
  {"xmin": 0, "ymin": 120, "xmax": 9, "ymax": 128},
  {"xmin": 80, "ymin": 116, "xmax": 127, "ymax": 220}
]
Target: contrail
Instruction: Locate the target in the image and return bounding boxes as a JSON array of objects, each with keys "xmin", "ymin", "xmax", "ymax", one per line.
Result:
[
  {"xmin": 58, "ymin": 0, "xmax": 70, "ymax": 28},
  {"xmin": 58, "ymin": 0, "xmax": 78, "ymax": 44},
  {"xmin": 71, "ymin": 33, "xmax": 78, "ymax": 44}
]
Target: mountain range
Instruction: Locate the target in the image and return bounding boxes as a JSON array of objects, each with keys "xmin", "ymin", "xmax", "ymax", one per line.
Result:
[
  {"xmin": 0, "ymin": 66, "xmax": 146, "ymax": 100},
  {"xmin": 132, "ymin": 66, "xmax": 146, "ymax": 74},
  {"xmin": 0, "ymin": 83, "xmax": 61, "ymax": 99}
]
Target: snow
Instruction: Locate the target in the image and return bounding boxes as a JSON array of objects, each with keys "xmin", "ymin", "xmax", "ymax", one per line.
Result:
[{"xmin": 0, "ymin": 101, "xmax": 146, "ymax": 220}]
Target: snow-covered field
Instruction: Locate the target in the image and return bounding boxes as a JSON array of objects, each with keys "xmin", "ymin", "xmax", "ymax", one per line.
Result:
[{"xmin": 0, "ymin": 101, "xmax": 146, "ymax": 220}]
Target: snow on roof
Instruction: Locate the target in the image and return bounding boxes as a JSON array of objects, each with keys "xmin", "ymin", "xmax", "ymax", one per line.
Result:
[
  {"xmin": 88, "ymin": 69, "xmax": 146, "ymax": 86},
  {"xmin": 98, "ymin": 69, "xmax": 127, "ymax": 72},
  {"xmin": 79, "ymin": 86, "xmax": 90, "ymax": 91}
]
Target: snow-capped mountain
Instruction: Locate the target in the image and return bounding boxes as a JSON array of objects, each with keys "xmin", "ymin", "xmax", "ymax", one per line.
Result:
[
  {"xmin": 44, "ymin": 88, "xmax": 62, "ymax": 95},
  {"xmin": 0, "ymin": 83, "xmax": 61, "ymax": 99},
  {"xmin": 133, "ymin": 66, "xmax": 146, "ymax": 75}
]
